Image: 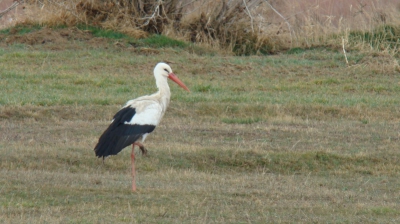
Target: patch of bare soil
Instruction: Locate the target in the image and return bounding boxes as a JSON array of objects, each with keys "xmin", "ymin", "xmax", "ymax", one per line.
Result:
[{"xmin": 0, "ymin": 27, "xmax": 110, "ymax": 50}]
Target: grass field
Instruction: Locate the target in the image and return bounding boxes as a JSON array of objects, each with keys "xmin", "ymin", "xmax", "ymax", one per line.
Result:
[{"xmin": 1, "ymin": 27, "xmax": 400, "ymax": 223}]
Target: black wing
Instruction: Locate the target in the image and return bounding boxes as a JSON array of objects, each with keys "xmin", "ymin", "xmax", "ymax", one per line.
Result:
[{"xmin": 94, "ymin": 107, "xmax": 156, "ymax": 158}]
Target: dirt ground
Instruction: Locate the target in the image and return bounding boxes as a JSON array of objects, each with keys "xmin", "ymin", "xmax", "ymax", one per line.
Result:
[
  {"xmin": 0, "ymin": 26, "xmax": 114, "ymax": 50},
  {"xmin": 0, "ymin": 1, "xmax": 115, "ymax": 49}
]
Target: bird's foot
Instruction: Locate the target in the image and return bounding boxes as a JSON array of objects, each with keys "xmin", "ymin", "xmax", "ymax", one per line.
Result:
[
  {"xmin": 133, "ymin": 142, "xmax": 148, "ymax": 156},
  {"xmin": 139, "ymin": 145, "xmax": 148, "ymax": 156}
]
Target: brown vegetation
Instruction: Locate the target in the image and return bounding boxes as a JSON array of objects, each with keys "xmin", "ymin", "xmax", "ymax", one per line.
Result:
[{"xmin": 1, "ymin": 0, "xmax": 399, "ymax": 54}]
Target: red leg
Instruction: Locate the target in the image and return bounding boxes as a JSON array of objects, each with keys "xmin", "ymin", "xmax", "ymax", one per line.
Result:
[
  {"xmin": 131, "ymin": 145, "xmax": 136, "ymax": 192},
  {"xmin": 131, "ymin": 142, "xmax": 147, "ymax": 192}
]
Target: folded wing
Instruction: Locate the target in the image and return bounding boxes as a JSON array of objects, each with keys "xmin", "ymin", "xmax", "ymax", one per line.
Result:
[{"xmin": 94, "ymin": 102, "xmax": 162, "ymax": 158}]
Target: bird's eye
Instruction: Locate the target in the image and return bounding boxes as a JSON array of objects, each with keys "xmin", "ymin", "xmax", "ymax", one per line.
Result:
[{"xmin": 164, "ymin": 69, "xmax": 169, "ymax": 72}]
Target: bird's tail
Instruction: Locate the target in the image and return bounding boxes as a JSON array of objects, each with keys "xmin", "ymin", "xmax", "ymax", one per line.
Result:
[{"xmin": 94, "ymin": 134, "xmax": 141, "ymax": 158}]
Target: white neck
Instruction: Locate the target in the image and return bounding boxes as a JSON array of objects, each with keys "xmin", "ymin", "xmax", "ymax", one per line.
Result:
[{"xmin": 154, "ymin": 76, "xmax": 171, "ymax": 113}]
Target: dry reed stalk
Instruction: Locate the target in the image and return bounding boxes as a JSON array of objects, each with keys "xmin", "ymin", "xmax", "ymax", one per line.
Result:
[{"xmin": 342, "ymin": 36, "xmax": 349, "ymax": 66}]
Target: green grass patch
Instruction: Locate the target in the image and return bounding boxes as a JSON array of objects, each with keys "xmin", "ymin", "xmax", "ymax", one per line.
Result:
[
  {"xmin": 369, "ymin": 207, "xmax": 399, "ymax": 216},
  {"xmin": 349, "ymin": 24, "xmax": 400, "ymax": 50},
  {"xmin": 221, "ymin": 117, "xmax": 261, "ymax": 124},
  {"xmin": 77, "ymin": 25, "xmax": 130, "ymax": 39},
  {"xmin": 78, "ymin": 26, "xmax": 189, "ymax": 48},
  {"xmin": 0, "ymin": 24, "xmax": 42, "ymax": 35},
  {"xmin": 286, "ymin": 47, "xmax": 307, "ymax": 54},
  {"xmin": 137, "ymin": 34, "xmax": 188, "ymax": 48},
  {"xmin": 193, "ymin": 84, "xmax": 221, "ymax": 93},
  {"xmin": 139, "ymin": 150, "xmax": 400, "ymax": 175}
]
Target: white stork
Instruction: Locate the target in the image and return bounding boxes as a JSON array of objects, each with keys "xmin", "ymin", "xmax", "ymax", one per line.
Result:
[{"xmin": 94, "ymin": 62, "xmax": 189, "ymax": 192}]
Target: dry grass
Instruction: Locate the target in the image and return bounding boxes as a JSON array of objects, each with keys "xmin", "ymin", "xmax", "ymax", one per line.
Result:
[
  {"xmin": 0, "ymin": 34, "xmax": 400, "ymax": 222},
  {"xmin": 1, "ymin": 0, "xmax": 399, "ymax": 54}
]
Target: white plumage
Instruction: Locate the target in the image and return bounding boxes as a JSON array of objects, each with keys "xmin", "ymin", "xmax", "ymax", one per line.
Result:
[
  {"xmin": 94, "ymin": 62, "xmax": 189, "ymax": 191},
  {"xmin": 124, "ymin": 103, "xmax": 163, "ymax": 126}
]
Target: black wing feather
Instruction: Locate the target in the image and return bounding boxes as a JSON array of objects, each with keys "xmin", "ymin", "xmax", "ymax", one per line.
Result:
[{"xmin": 94, "ymin": 107, "xmax": 156, "ymax": 158}]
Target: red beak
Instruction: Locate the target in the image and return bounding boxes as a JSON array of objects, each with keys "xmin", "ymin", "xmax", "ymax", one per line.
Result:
[{"xmin": 168, "ymin": 73, "xmax": 190, "ymax": 92}]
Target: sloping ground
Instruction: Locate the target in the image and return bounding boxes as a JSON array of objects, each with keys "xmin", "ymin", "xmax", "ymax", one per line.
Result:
[{"xmin": 0, "ymin": 27, "xmax": 110, "ymax": 50}]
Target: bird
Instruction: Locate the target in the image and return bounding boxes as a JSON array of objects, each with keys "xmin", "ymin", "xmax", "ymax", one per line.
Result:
[{"xmin": 94, "ymin": 62, "xmax": 190, "ymax": 192}]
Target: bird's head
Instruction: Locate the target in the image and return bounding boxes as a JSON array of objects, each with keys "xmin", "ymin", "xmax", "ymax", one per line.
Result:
[{"xmin": 154, "ymin": 62, "xmax": 190, "ymax": 92}]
